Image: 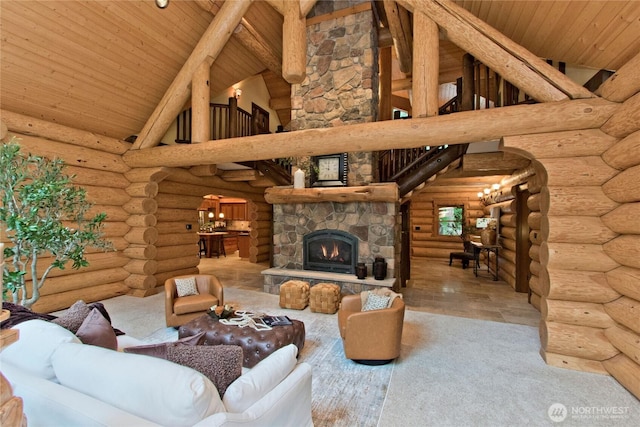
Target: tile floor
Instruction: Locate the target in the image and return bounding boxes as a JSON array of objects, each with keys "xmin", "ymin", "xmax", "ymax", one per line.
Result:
[{"xmin": 199, "ymin": 250, "xmax": 540, "ymax": 327}]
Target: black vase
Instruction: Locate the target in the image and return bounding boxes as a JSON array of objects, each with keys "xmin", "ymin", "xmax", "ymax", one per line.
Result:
[
  {"xmin": 356, "ymin": 263, "xmax": 367, "ymax": 279},
  {"xmin": 373, "ymin": 257, "xmax": 387, "ymax": 280}
]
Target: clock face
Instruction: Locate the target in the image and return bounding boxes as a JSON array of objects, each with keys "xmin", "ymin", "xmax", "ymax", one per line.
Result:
[{"xmin": 317, "ymin": 157, "xmax": 340, "ymax": 181}]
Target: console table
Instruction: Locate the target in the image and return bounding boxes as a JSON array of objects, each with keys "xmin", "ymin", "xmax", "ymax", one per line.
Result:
[{"xmin": 471, "ymin": 242, "xmax": 500, "ymax": 281}]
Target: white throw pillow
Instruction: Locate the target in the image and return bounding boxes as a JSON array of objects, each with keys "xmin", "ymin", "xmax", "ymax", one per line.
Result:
[
  {"xmin": 0, "ymin": 320, "xmax": 81, "ymax": 380},
  {"xmin": 223, "ymin": 344, "xmax": 298, "ymax": 413},
  {"xmin": 175, "ymin": 276, "xmax": 199, "ymax": 297},
  {"xmin": 51, "ymin": 342, "xmax": 225, "ymax": 425}
]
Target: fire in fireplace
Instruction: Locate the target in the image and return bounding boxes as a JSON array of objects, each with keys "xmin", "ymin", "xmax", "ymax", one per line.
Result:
[{"xmin": 303, "ymin": 230, "xmax": 358, "ymax": 274}]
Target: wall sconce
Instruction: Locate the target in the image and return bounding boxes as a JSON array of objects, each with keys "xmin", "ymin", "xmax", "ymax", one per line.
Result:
[
  {"xmin": 208, "ymin": 212, "xmax": 214, "ymax": 219},
  {"xmin": 477, "ymin": 192, "xmax": 484, "ymax": 199},
  {"xmin": 483, "ymin": 188, "xmax": 491, "ymax": 195},
  {"xmin": 234, "ymin": 88, "xmax": 242, "ymax": 98},
  {"xmin": 219, "ymin": 213, "xmax": 225, "ymax": 219},
  {"xmin": 491, "ymin": 183, "xmax": 500, "ymax": 191}
]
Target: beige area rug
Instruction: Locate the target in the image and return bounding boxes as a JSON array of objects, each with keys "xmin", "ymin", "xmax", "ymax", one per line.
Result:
[{"xmin": 97, "ymin": 289, "xmax": 640, "ymax": 427}]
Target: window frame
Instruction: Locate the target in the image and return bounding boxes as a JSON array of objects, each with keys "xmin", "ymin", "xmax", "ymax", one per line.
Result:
[{"xmin": 435, "ymin": 204, "xmax": 464, "ymax": 238}]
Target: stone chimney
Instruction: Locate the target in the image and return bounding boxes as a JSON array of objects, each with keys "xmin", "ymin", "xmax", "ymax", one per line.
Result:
[{"xmin": 290, "ymin": 1, "xmax": 378, "ymax": 186}]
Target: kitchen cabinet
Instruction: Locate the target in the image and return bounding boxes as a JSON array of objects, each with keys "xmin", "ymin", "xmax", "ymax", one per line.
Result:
[
  {"xmin": 223, "ymin": 232, "xmax": 239, "ymax": 254},
  {"xmin": 238, "ymin": 234, "xmax": 250, "ymax": 258},
  {"xmin": 220, "ymin": 203, "xmax": 247, "ymax": 220}
]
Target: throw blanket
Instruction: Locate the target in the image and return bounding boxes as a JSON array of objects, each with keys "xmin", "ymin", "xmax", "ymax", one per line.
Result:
[
  {"xmin": 1, "ymin": 301, "xmax": 124, "ymax": 335},
  {"xmin": 1, "ymin": 302, "xmax": 56, "ymax": 329}
]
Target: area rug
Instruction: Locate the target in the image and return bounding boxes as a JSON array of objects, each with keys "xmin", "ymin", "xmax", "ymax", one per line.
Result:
[{"xmin": 102, "ymin": 288, "xmax": 640, "ymax": 427}]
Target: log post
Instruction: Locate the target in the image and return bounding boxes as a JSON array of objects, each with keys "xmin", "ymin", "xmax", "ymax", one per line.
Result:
[
  {"xmin": 192, "ymin": 61, "xmax": 212, "ymax": 144},
  {"xmin": 412, "ymin": 11, "xmax": 439, "ymax": 118},
  {"xmin": 378, "ymin": 46, "xmax": 393, "ymax": 121}
]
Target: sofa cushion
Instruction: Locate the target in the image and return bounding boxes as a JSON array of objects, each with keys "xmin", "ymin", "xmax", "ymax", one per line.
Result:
[
  {"xmin": 167, "ymin": 344, "xmax": 243, "ymax": 397},
  {"xmin": 123, "ymin": 331, "xmax": 206, "ymax": 359},
  {"xmin": 0, "ymin": 319, "xmax": 81, "ymax": 380},
  {"xmin": 76, "ymin": 308, "xmax": 117, "ymax": 350},
  {"xmin": 222, "ymin": 343, "xmax": 298, "ymax": 413},
  {"xmin": 175, "ymin": 276, "xmax": 199, "ymax": 297},
  {"xmin": 51, "ymin": 300, "xmax": 91, "ymax": 333},
  {"xmin": 52, "ymin": 342, "xmax": 225, "ymax": 425}
]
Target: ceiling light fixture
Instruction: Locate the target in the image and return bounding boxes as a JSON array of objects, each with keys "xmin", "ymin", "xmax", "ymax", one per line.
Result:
[{"xmin": 155, "ymin": 0, "xmax": 169, "ymax": 9}]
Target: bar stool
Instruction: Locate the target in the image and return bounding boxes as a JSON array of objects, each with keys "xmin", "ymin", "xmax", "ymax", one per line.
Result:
[{"xmin": 198, "ymin": 237, "xmax": 207, "ymax": 258}]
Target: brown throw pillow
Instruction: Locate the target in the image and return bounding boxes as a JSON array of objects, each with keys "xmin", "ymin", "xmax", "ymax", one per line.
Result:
[
  {"xmin": 166, "ymin": 345, "xmax": 243, "ymax": 397},
  {"xmin": 52, "ymin": 300, "xmax": 91, "ymax": 334},
  {"xmin": 123, "ymin": 332, "xmax": 206, "ymax": 359},
  {"xmin": 76, "ymin": 308, "xmax": 117, "ymax": 350}
]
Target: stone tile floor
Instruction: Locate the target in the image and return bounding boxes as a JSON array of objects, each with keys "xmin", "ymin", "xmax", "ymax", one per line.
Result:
[{"xmin": 199, "ymin": 251, "xmax": 540, "ymax": 327}]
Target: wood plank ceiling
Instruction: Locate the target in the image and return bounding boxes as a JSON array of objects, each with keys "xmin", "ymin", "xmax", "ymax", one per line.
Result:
[{"xmin": 1, "ymin": 1, "xmax": 638, "ymax": 141}]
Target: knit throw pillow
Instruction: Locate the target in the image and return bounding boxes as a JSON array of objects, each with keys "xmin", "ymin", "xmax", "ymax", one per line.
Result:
[
  {"xmin": 166, "ymin": 344, "xmax": 243, "ymax": 397},
  {"xmin": 362, "ymin": 293, "xmax": 391, "ymax": 311},
  {"xmin": 175, "ymin": 277, "xmax": 199, "ymax": 297},
  {"xmin": 52, "ymin": 300, "xmax": 91, "ymax": 334}
]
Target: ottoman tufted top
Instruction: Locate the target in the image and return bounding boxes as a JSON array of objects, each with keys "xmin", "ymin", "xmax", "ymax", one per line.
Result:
[{"xmin": 178, "ymin": 314, "xmax": 305, "ymax": 368}]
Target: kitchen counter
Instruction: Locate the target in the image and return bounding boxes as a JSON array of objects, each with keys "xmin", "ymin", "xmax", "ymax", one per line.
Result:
[{"xmin": 197, "ymin": 232, "xmax": 228, "ymax": 258}]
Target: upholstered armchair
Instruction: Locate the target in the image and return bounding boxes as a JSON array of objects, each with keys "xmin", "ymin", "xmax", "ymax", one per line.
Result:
[
  {"xmin": 165, "ymin": 274, "xmax": 224, "ymax": 327},
  {"xmin": 337, "ymin": 293, "xmax": 405, "ymax": 364}
]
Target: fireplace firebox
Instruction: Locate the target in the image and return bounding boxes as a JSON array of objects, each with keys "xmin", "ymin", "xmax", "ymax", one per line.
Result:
[{"xmin": 303, "ymin": 230, "xmax": 358, "ymax": 274}]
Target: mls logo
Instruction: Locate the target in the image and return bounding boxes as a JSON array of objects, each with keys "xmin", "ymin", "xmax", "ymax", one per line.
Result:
[{"xmin": 548, "ymin": 403, "xmax": 568, "ymax": 422}]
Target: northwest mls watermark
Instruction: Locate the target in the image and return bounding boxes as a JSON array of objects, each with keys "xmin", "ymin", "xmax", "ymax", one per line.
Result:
[{"xmin": 548, "ymin": 403, "xmax": 631, "ymax": 423}]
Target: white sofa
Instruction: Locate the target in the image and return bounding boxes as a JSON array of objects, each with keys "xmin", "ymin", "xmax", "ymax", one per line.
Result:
[{"xmin": 0, "ymin": 320, "xmax": 313, "ymax": 427}]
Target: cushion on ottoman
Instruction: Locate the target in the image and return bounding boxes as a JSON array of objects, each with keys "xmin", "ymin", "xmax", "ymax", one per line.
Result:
[
  {"xmin": 310, "ymin": 283, "xmax": 341, "ymax": 314},
  {"xmin": 279, "ymin": 280, "xmax": 310, "ymax": 310}
]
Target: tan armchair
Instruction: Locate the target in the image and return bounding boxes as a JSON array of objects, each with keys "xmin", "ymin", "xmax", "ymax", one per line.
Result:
[
  {"xmin": 165, "ymin": 274, "xmax": 224, "ymax": 327},
  {"xmin": 337, "ymin": 293, "xmax": 405, "ymax": 364}
]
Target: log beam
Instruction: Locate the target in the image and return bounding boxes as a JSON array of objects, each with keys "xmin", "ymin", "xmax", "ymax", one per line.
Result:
[
  {"xmin": 462, "ymin": 152, "xmax": 530, "ymax": 174},
  {"xmin": 398, "ymin": 0, "xmax": 594, "ymax": 102},
  {"xmin": 596, "ymin": 51, "xmax": 640, "ymax": 103},
  {"xmin": 234, "ymin": 19, "xmax": 283, "ymax": 75},
  {"xmin": 132, "ymin": 0, "xmax": 252, "ymax": 150},
  {"xmin": 123, "ymin": 98, "xmax": 619, "ymax": 168},
  {"xmin": 265, "ymin": 183, "xmax": 399, "ymax": 204},
  {"xmin": 502, "ymin": 129, "xmax": 618, "ymax": 160},
  {"xmin": 383, "ymin": 0, "xmax": 413, "ymax": 74}
]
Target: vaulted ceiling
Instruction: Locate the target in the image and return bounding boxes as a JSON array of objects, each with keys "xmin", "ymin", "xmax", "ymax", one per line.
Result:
[{"xmin": 1, "ymin": 1, "xmax": 638, "ymax": 141}]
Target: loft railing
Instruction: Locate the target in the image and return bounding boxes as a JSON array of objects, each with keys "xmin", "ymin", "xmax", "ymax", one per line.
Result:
[{"xmin": 176, "ymin": 101, "xmax": 252, "ymax": 143}]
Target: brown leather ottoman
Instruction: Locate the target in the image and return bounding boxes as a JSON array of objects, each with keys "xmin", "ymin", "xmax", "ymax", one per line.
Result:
[{"xmin": 177, "ymin": 314, "xmax": 305, "ymax": 368}]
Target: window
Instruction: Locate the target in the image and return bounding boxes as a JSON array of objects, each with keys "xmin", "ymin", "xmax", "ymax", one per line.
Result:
[{"xmin": 437, "ymin": 205, "xmax": 463, "ymax": 236}]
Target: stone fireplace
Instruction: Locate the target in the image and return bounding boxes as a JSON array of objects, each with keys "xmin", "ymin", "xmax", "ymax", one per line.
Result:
[{"xmin": 262, "ymin": 194, "xmax": 399, "ymax": 295}]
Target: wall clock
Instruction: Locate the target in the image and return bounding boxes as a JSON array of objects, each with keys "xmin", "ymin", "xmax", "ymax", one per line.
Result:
[{"xmin": 311, "ymin": 153, "xmax": 348, "ymax": 187}]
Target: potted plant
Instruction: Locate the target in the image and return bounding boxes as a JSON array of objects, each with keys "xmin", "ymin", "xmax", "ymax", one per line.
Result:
[{"xmin": 0, "ymin": 138, "xmax": 114, "ymax": 308}]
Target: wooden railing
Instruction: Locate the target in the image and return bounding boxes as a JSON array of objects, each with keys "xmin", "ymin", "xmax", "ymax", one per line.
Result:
[{"xmin": 176, "ymin": 101, "xmax": 252, "ymax": 143}]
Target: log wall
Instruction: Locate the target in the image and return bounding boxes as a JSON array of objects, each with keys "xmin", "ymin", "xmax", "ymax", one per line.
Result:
[
  {"xmin": 2, "ymin": 121, "xmax": 132, "ymax": 313},
  {"xmin": 501, "ymin": 89, "xmax": 640, "ymax": 400},
  {"xmin": 410, "ymin": 189, "xmax": 484, "ymax": 259},
  {"xmin": 1, "ymin": 112, "xmax": 271, "ymax": 311}
]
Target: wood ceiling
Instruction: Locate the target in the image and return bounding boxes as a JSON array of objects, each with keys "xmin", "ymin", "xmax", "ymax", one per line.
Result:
[{"xmin": 1, "ymin": 1, "xmax": 638, "ymax": 141}]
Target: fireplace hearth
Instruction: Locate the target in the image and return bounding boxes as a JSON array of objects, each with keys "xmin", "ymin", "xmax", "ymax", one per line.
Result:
[{"xmin": 303, "ymin": 230, "xmax": 358, "ymax": 274}]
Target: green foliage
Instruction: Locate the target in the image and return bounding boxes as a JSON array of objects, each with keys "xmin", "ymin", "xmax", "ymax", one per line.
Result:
[{"xmin": 1, "ymin": 138, "xmax": 114, "ymax": 308}]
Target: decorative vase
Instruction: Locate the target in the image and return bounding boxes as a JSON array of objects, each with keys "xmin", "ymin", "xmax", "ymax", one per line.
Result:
[
  {"xmin": 481, "ymin": 228, "xmax": 496, "ymax": 246},
  {"xmin": 356, "ymin": 263, "xmax": 367, "ymax": 279},
  {"xmin": 373, "ymin": 257, "xmax": 387, "ymax": 280}
]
